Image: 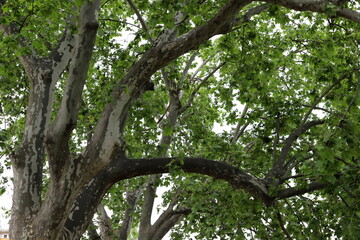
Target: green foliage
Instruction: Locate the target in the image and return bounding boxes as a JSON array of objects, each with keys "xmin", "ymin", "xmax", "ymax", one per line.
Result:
[{"xmin": 1, "ymin": 0, "xmax": 360, "ymax": 239}]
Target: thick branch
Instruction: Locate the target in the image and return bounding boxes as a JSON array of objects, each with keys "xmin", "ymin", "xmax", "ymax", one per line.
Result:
[
  {"xmin": 263, "ymin": 0, "xmax": 360, "ymax": 24},
  {"xmin": 113, "ymin": 157, "xmax": 272, "ymax": 205},
  {"xmin": 46, "ymin": 0, "xmax": 100, "ymax": 180},
  {"xmin": 62, "ymin": 153, "xmax": 271, "ymax": 239},
  {"xmin": 276, "ymin": 182, "xmax": 328, "ymax": 199}
]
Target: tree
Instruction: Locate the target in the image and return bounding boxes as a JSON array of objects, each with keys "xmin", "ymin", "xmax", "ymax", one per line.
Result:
[{"xmin": 0, "ymin": 0, "xmax": 359, "ymax": 239}]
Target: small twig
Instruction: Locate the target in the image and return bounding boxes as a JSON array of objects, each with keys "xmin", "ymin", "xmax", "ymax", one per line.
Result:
[
  {"xmin": 98, "ymin": 18, "xmax": 140, "ymax": 28},
  {"xmin": 157, "ymin": 104, "xmax": 170, "ymax": 125},
  {"xmin": 280, "ymin": 174, "xmax": 305, "ymax": 182},
  {"xmin": 179, "ymin": 62, "xmax": 225, "ymax": 114},
  {"xmin": 272, "ymin": 113, "xmax": 281, "ymax": 164},
  {"xmin": 284, "ymin": 199, "xmax": 309, "ymax": 237},
  {"xmin": 301, "ymin": 104, "xmax": 334, "ymax": 114}
]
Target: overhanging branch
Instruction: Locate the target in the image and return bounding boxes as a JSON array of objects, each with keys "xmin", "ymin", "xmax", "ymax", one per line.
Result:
[
  {"xmin": 112, "ymin": 156, "xmax": 272, "ymax": 205},
  {"xmin": 263, "ymin": 0, "xmax": 360, "ymax": 24}
]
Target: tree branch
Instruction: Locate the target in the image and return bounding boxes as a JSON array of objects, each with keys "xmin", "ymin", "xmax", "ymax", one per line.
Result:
[
  {"xmin": 276, "ymin": 182, "xmax": 328, "ymax": 199},
  {"xmin": 117, "ymin": 184, "xmax": 143, "ymax": 239},
  {"xmin": 178, "ymin": 51, "xmax": 199, "ymax": 91},
  {"xmin": 276, "ymin": 210, "xmax": 292, "ymax": 240},
  {"xmin": 113, "ymin": 156, "xmax": 272, "ymax": 205},
  {"xmin": 97, "ymin": 202, "xmax": 114, "ymax": 240},
  {"xmin": 46, "ymin": 0, "xmax": 100, "ymax": 180},
  {"xmin": 126, "ymin": 0, "xmax": 154, "ymax": 43},
  {"xmin": 263, "ymin": 0, "xmax": 360, "ymax": 24},
  {"xmin": 151, "ymin": 207, "xmax": 191, "ymax": 240},
  {"xmin": 301, "ymin": 72, "xmax": 351, "ymax": 126},
  {"xmin": 231, "ymin": 104, "xmax": 249, "ymax": 143},
  {"xmin": 179, "ymin": 62, "xmax": 225, "ymax": 114},
  {"xmin": 138, "ymin": 175, "xmax": 158, "ymax": 240},
  {"xmin": 84, "ymin": 0, "xmax": 254, "ymax": 182},
  {"xmin": 267, "ymin": 119, "xmax": 324, "ymax": 180},
  {"xmin": 149, "ymin": 190, "xmax": 191, "ymax": 240}
]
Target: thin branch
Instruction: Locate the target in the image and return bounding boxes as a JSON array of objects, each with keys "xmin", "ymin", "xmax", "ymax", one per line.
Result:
[
  {"xmin": 150, "ymin": 189, "xmax": 189, "ymax": 239},
  {"xmin": 301, "ymin": 104, "xmax": 334, "ymax": 114},
  {"xmin": 190, "ymin": 52, "xmax": 217, "ymax": 80},
  {"xmin": 231, "ymin": 104, "xmax": 249, "ymax": 143},
  {"xmin": 268, "ymin": 119, "xmax": 324, "ymax": 180},
  {"xmin": 117, "ymin": 183, "xmax": 144, "ymax": 239},
  {"xmin": 218, "ymin": 3, "xmax": 270, "ymax": 34},
  {"xmin": 280, "ymin": 174, "xmax": 306, "ymax": 182},
  {"xmin": 283, "ymin": 199, "xmax": 309, "ymax": 238},
  {"xmin": 179, "ymin": 62, "xmax": 225, "ymax": 114},
  {"xmin": 157, "ymin": 104, "xmax": 170, "ymax": 125},
  {"xmin": 126, "ymin": 0, "xmax": 154, "ymax": 43},
  {"xmin": 301, "ymin": 72, "xmax": 350, "ymax": 127},
  {"xmin": 241, "ymin": 4, "xmax": 270, "ymax": 22},
  {"xmin": 178, "ymin": 51, "xmax": 199, "ymax": 91},
  {"xmin": 151, "ymin": 207, "xmax": 191, "ymax": 240},
  {"xmin": 98, "ymin": 18, "xmax": 140, "ymax": 28},
  {"xmin": 276, "ymin": 210, "xmax": 292, "ymax": 240}
]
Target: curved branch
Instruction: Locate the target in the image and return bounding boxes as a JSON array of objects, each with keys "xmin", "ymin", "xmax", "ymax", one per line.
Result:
[
  {"xmin": 62, "ymin": 152, "xmax": 271, "ymax": 239},
  {"xmin": 113, "ymin": 157, "xmax": 271, "ymax": 205},
  {"xmin": 263, "ymin": 0, "xmax": 360, "ymax": 24}
]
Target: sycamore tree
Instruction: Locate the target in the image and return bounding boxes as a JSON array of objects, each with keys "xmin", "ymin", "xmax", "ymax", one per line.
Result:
[{"xmin": 0, "ymin": 0, "xmax": 360, "ymax": 239}]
